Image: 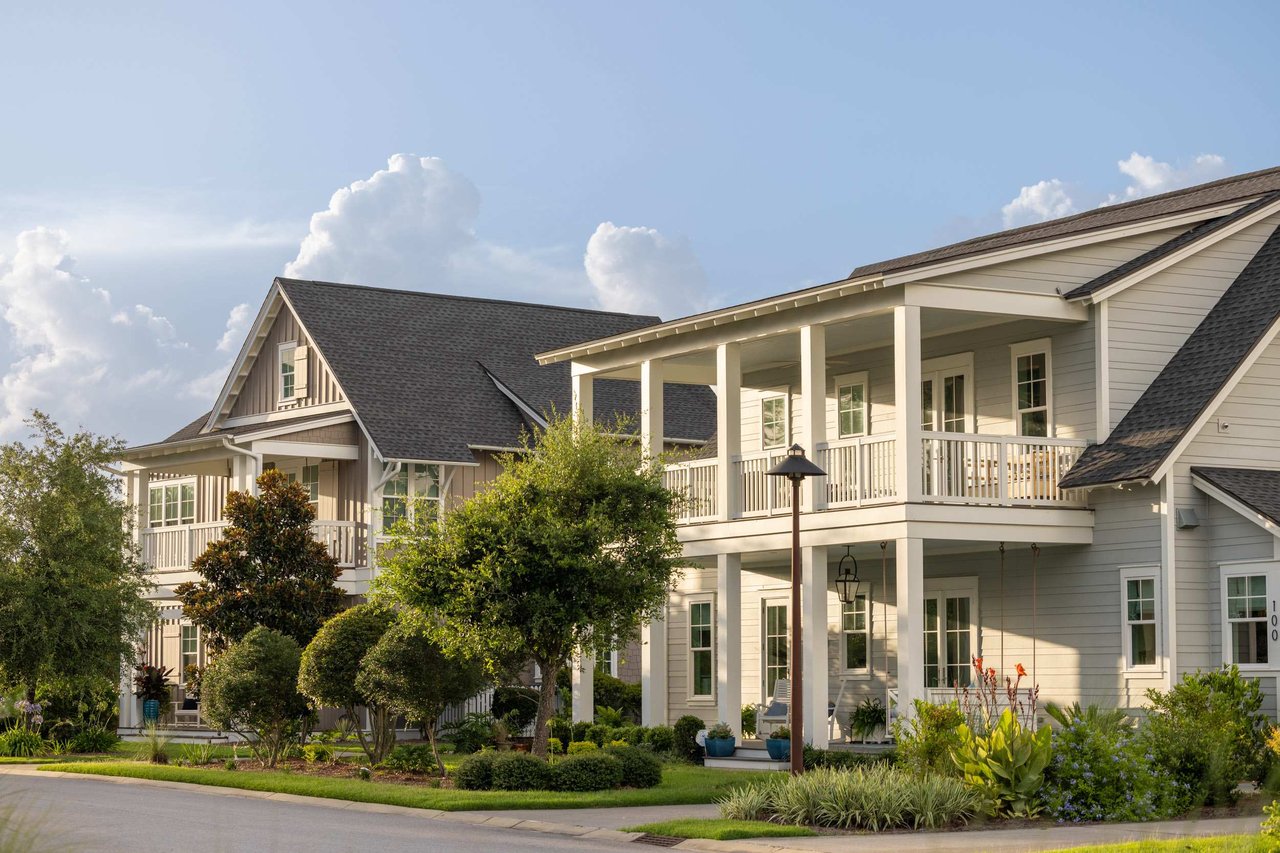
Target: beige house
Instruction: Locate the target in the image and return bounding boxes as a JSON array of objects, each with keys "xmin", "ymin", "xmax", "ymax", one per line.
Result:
[
  {"xmin": 540, "ymin": 166, "xmax": 1280, "ymax": 742},
  {"xmin": 117, "ymin": 278, "xmax": 714, "ymax": 733}
]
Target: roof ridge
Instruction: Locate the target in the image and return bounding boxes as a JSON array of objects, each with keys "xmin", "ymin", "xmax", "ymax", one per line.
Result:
[{"xmin": 276, "ymin": 277, "xmax": 658, "ymax": 323}]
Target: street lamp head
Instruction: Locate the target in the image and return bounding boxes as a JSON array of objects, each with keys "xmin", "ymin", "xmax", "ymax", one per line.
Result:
[{"xmin": 765, "ymin": 444, "xmax": 826, "ymax": 481}]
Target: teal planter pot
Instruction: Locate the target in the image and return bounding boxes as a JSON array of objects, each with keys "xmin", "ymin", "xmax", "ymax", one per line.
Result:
[
  {"xmin": 765, "ymin": 737, "xmax": 790, "ymax": 760},
  {"xmin": 704, "ymin": 736, "xmax": 736, "ymax": 758},
  {"xmin": 142, "ymin": 699, "xmax": 160, "ymax": 725}
]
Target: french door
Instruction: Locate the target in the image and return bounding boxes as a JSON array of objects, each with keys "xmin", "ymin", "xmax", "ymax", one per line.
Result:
[
  {"xmin": 922, "ymin": 581, "xmax": 979, "ymax": 690},
  {"xmin": 921, "ymin": 354, "xmax": 974, "ymax": 496}
]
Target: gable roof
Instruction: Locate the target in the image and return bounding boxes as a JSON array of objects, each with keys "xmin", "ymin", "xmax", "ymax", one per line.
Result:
[
  {"xmin": 275, "ymin": 279, "xmax": 715, "ymax": 462},
  {"xmin": 851, "ymin": 166, "xmax": 1280, "ymax": 280},
  {"xmin": 1192, "ymin": 467, "xmax": 1280, "ymax": 529},
  {"xmin": 1059, "ymin": 222, "xmax": 1280, "ymax": 489}
]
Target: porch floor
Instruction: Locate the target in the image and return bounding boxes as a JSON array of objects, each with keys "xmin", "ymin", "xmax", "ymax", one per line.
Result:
[{"xmin": 703, "ymin": 739, "xmax": 894, "ymax": 771}]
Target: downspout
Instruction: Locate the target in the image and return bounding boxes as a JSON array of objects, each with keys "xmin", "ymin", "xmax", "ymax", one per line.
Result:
[{"xmin": 222, "ymin": 439, "xmax": 263, "ymax": 495}]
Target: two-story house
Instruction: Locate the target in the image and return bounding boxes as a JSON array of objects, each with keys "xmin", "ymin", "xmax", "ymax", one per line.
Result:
[
  {"xmin": 539, "ymin": 166, "xmax": 1280, "ymax": 743},
  {"xmin": 117, "ymin": 278, "xmax": 715, "ymax": 733}
]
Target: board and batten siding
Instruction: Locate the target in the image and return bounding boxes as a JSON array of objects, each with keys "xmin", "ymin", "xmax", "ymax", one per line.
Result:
[{"xmin": 228, "ymin": 306, "xmax": 345, "ymax": 418}]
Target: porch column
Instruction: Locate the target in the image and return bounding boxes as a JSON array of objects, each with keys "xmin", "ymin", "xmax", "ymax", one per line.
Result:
[
  {"xmin": 799, "ymin": 325, "xmax": 827, "ymax": 511},
  {"xmin": 893, "ymin": 305, "xmax": 923, "ymax": 503},
  {"xmin": 641, "ymin": 607, "xmax": 668, "ymax": 725},
  {"xmin": 572, "ymin": 371, "xmax": 594, "ymax": 427},
  {"xmin": 715, "ymin": 343, "xmax": 741, "ymax": 521},
  {"xmin": 895, "ymin": 537, "xmax": 925, "ymax": 715},
  {"xmin": 801, "ymin": 545, "xmax": 829, "ymax": 745},
  {"xmin": 571, "ymin": 653, "xmax": 595, "ymax": 723},
  {"xmin": 716, "ymin": 553, "xmax": 742, "ymax": 734},
  {"xmin": 641, "ymin": 359, "xmax": 664, "ymax": 461}
]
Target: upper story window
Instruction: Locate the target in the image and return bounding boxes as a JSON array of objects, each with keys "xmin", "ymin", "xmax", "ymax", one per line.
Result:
[
  {"xmin": 689, "ymin": 598, "xmax": 714, "ymax": 698},
  {"xmin": 761, "ymin": 395, "xmax": 788, "ymax": 449},
  {"xmin": 1226, "ymin": 574, "xmax": 1268, "ymax": 665},
  {"xmin": 278, "ymin": 343, "xmax": 308, "ymax": 404},
  {"xmin": 148, "ymin": 481, "xmax": 195, "ymax": 527},
  {"xmin": 381, "ymin": 464, "xmax": 442, "ymax": 532},
  {"xmin": 836, "ymin": 372, "xmax": 868, "ymax": 438},
  {"xmin": 1120, "ymin": 568, "xmax": 1159, "ymax": 670},
  {"xmin": 1011, "ymin": 338, "xmax": 1052, "ymax": 437},
  {"xmin": 842, "ymin": 590, "xmax": 871, "ymax": 673}
]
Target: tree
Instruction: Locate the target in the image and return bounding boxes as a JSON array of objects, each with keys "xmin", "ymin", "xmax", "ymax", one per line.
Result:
[
  {"xmin": 176, "ymin": 469, "xmax": 343, "ymax": 654},
  {"xmin": 377, "ymin": 415, "xmax": 684, "ymax": 757},
  {"xmin": 0, "ymin": 412, "xmax": 152, "ymax": 703},
  {"xmin": 357, "ymin": 615, "xmax": 487, "ymax": 775},
  {"xmin": 201, "ymin": 626, "xmax": 309, "ymax": 767},
  {"xmin": 298, "ymin": 604, "xmax": 398, "ymax": 765}
]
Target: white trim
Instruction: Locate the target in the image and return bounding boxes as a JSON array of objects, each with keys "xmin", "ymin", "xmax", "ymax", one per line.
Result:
[
  {"xmin": 486, "ymin": 370, "xmax": 549, "ymax": 429},
  {"xmin": 1095, "ymin": 301, "xmax": 1111, "ymax": 441},
  {"xmin": 833, "ymin": 371, "xmax": 870, "ymax": 439},
  {"xmin": 146, "ymin": 476, "xmax": 197, "ymax": 528},
  {"xmin": 760, "ymin": 596, "xmax": 789, "ymax": 703},
  {"xmin": 250, "ymin": 441, "xmax": 360, "ymax": 460},
  {"xmin": 1218, "ymin": 561, "xmax": 1279, "ymax": 673},
  {"xmin": 206, "ymin": 283, "xmax": 284, "ymax": 430},
  {"xmin": 687, "ymin": 593, "xmax": 716, "ymax": 703},
  {"xmin": 220, "ymin": 402, "xmax": 353, "ymax": 429},
  {"xmin": 760, "ymin": 392, "xmax": 790, "ymax": 450},
  {"xmin": 1192, "ymin": 472, "xmax": 1280, "ymax": 539},
  {"xmin": 1160, "ymin": 476, "xmax": 1178, "ymax": 686},
  {"xmin": 839, "ymin": 583, "xmax": 873, "ymax": 677},
  {"xmin": 1119, "ymin": 565, "xmax": 1162, "ymax": 674},
  {"xmin": 1010, "ymin": 337, "xmax": 1054, "ymax": 438}
]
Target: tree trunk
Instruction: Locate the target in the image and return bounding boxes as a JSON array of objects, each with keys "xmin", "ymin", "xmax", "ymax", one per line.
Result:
[
  {"xmin": 425, "ymin": 716, "xmax": 445, "ymax": 776},
  {"xmin": 350, "ymin": 704, "xmax": 376, "ymax": 764},
  {"xmin": 531, "ymin": 660, "xmax": 560, "ymax": 758}
]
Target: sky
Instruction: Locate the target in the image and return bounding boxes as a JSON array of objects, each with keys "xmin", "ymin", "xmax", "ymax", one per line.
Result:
[{"xmin": 1, "ymin": 1, "xmax": 1278, "ymax": 445}]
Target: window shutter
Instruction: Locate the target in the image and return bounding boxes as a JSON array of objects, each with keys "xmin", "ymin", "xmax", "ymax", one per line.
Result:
[{"xmin": 294, "ymin": 345, "xmax": 309, "ymax": 399}]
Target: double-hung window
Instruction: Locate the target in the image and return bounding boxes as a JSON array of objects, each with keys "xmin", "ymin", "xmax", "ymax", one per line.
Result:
[
  {"xmin": 836, "ymin": 373, "xmax": 868, "ymax": 438},
  {"xmin": 842, "ymin": 591, "xmax": 871, "ymax": 673},
  {"xmin": 148, "ymin": 481, "xmax": 195, "ymax": 527},
  {"xmin": 380, "ymin": 464, "xmax": 442, "ymax": 532},
  {"xmin": 1120, "ymin": 568, "xmax": 1160, "ymax": 670},
  {"xmin": 689, "ymin": 599, "xmax": 714, "ymax": 699},
  {"xmin": 279, "ymin": 343, "xmax": 297, "ymax": 400},
  {"xmin": 1226, "ymin": 574, "xmax": 1268, "ymax": 665},
  {"xmin": 180, "ymin": 625, "xmax": 200, "ymax": 679},
  {"xmin": 1011, "ymin": 339, "xmax": 1052, "ymax": 437},
  {"xmin": 761, "ymin": 395, "xmax": 788, "ymax": 449}
]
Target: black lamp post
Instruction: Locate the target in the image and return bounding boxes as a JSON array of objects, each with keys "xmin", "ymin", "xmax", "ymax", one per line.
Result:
[{"xmin": 765, "ymin": 444, "xmax": 825, "ymax": 774}]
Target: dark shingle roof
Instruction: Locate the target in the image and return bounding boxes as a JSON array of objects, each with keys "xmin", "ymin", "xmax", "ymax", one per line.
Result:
[
  {"xmin": 277, "ymin": 279, "xmax": 715, "ymax": 462},
  {"xmin": 1192, "ymin": 467, "xmax": 1280, "ymax": 527},
  {"xmin": 1063, "ymin": 192, "xmax": 1280, "ymax": 301},
  {"xmin": 1060, "ymin": 222, "xmax": 1280, "ymax": 489},
  {"xmin": 851, "ymin": 166, "xmax": 1280, "ymax": 279}
]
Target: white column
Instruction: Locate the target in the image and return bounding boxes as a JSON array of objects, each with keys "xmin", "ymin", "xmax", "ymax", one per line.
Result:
[
  {"xmin": 893, "ymin": 305, "xmax": 923, "ymax": 503},
  {"xmin": 641, "ymin": 359, "xmax": 664, "ymax": 461},
  {"xmin": 1159, "ymin": 475, "xmax": 1179, "ymax": 689},
  {"xmin": 571, "ymin": 653, "xmax": 595, "ymax": 723},
  {"xmin": 715, "ymin": 342, "xmax": 742, "ymax": 521},
  {"xmin": 572, "ymin": 371, "xmax": 594, "ymax": 427},
  {"xmin": 895, "ymin": 537, "xmax": 925, "ymax": 715},
  {"xmin": 716, "ymin": 553, "xmax": 742, "ymax": 734},
  {"xmin": 641, "ymin": 607, "xmax": 668, "ymax": 726},
  {"xmin": 801, "ymin": 545, "xmax": 829, "ymax": 745},
  {"xmin": 800, "ymin": 325, "xmax": 827, "ymax": 511}
]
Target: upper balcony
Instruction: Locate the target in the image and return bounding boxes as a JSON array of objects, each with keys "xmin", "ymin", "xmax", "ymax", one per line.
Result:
[{"xmin": 140, "ymin": 519, "xmax": 363, "ymax": 571}]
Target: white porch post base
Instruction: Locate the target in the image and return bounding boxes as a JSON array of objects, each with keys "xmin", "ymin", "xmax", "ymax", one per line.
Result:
[
  {"xmin": 802, "ymin": 545, "xmax": 829, "ymax": 745},
  {"xmin": 641, "ymin": 608, "xmax": 668, "ymax": 726},
  {"xmin": 716, "ymin": 553, "xmax": 742, "ymax": 734},
  {"xmin": 571, "ymin": 653, "xmax": 595, "ymax": 724}
]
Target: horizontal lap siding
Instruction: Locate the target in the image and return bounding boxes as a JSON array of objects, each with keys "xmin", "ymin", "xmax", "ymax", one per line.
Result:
[{"xmin": 229, "ymin": 307, "xmax": 345, "ymax": 418}]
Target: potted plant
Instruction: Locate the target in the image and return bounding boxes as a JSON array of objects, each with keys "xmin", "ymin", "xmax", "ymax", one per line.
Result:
[
  {"xmin": 133, "ymin": 663, "xmax": 172, "ymax": 725},
  {"xmin": 704, "ymin": 721, "xmax": 736, "ymax": 758},
  {"xmin": 849, "ymin": 697, "xmax": 887, "ymax": 743},
  {"xmin": 765, "ymin": 725, "xmax": 790, "ymax": 760}
]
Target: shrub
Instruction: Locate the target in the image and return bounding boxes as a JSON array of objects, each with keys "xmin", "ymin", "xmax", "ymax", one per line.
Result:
[
  {"xmin": 382, "ymin": 744, "xmax": 437, "ymax": 773},
  {"xmin": 0, "ymin": 726, "xmax": 44, "ymax": 758},
  {"xmin": 585, "ymin": 723, "xmax": 612, "ymax": 747},
  {"xmin": 719, "ymin": 765, "xmax": 980, "ymax": 830},
  {"xmin": 951, "ymin": 709, "xmax": 1051, "ymax": 817},
  {"xmin": 646, "ymin": 725, "xmax": 676, "ymax": 754},
  {"xmin": 593, "ymin": 672, "xmax": 641, "ymax": 721},
  {"xmin": 550, "ymin": 752, "xmax": 624, "ymax": 791},
  {"xmin": 224, "ymin": 758, "xmax": 237, "ymax": 770},
  {"xmin": 200, "ymin": 627, "xmax": 310, "ymax": 768},
  {"xmin": 567, "ymin": 740, "xmax": 598, "ymax": 755},
  {"xmin": 894, "ymin": 700, "xmax": 965, "ymax": 777},
  {"xmin": 302, "ymin": 743, "xmax": 335, "ymax": 764},
  {"xmin": 550, "ymin": 716, "xmax": 571, "ymax": 747},
  {"xmin": 803, "ymin": 745, "xmax": 891, "ymax": 770},
  {"xmin": 1039, "ymin": 703, "xmax": 1176, "ymax": 823},
  {"xmin": 491, "ymin": 752, "xmax": 552, "ymax": 790},
  {"xmin": 741, "ymin": 705, "xmax": 757, "ymax": 738},
  {"xmin": 706, "ymin": 722, "xmax": 734, "ymax": 740},
  {"xmin": 454, "ymin": 751, "xmax": 499, "ymax": 790},
  {"xmin": 1263, "ymin": 798, "xmax": 1280, "ymax": 841},
  {"xmin": 547, "ymin": 737, "xmax": 564, "ymax": 755},
  {"xmin": 594, "ymin": 706, "xmax": 624, "ymax": 727},
  {"xmin": 492, "ymin": 687, "xmax": 540, "ymax": 733},
  {"xmin": 68, "ymin": 727, "xmax": 118, "ymax": 754},
  {"xmin": 674, "ymin": 715, "xmax": 705, "ymax": 762},
  {"xmin": 446, "ymin": 712, "xmax": 496, "ymax": 755},
  {"xmin": 617, "ymin": 725, "xmax": 646, "ymax": 746},
  {"xmin": 1141, "ymin": 666, "xmax": 1270, "ymax": 808},
  {"xmin": 570, "ymin": 721, "xmax": 591, "ymax": 743},
  {"xmin": 605, "ymin": 745, "xmax": 662, "ymax": 788}
]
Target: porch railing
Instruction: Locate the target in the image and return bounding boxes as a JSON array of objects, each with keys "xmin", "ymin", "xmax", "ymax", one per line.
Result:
[
  {"xmin": 816, "ymin": 435, "xmax": 898, "ymax": 508},
  {"xmin": 141, "ymin": 520, "xmax": 362, "ymax": 571},
  {"xmin": 735, "ymin": 449, "xmax": 792, "ymax": 516},
  {"xmin": 662, "ymin": 458, "xmax": 719, "ymax": 522},
  {"xmin": 920, "ymin": 432, "xmax": 1087, "ymax": 507}
]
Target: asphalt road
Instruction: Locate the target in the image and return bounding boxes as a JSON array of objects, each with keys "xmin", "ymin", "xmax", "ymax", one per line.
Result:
[{"xmin": 0, "ymin": 773, "xmax": 638, "ymax": 853}]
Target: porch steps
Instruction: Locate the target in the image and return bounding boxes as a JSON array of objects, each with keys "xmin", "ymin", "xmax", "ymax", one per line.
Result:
[
  {"xmin": 703, "ymin": 742, "xmax": 788, "ymax": 771},
  {"xmin": 118, "ymin": 728, "xmax": 236, "ymax": 745}
]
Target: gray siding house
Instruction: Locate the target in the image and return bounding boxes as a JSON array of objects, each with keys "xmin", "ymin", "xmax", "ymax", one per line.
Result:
[{"xmin": 539, "ymin": 166, "xmax": 1280, "ymax": 741}]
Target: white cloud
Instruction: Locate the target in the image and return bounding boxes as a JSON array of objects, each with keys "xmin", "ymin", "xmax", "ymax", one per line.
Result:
[
  {"xmin": 1104, "ymin": 153, "xmax": 1229, "ymax": 204},
  {"xmin": 1001, "ymin": 179, "xmax": 1077, "ymax": 228},
  {"xmin": 216, "ymin": 303, "xmax": 252, "ymax": 352},
  {"xmin": 584, "ymin": 222, "xmax": 714, "ymax": 318}
]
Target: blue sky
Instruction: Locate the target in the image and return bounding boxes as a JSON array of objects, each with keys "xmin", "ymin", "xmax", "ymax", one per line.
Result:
[{"xmin": 1, "ymin": 1, "xmax": 1277, "ymax": 443}]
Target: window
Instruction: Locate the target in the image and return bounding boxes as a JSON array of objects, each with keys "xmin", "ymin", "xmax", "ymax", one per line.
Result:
[
  {"xmin": 922, "ymin": 580, "xmax": 978, "ymax": 689},
  {"xmin": 148, "ymin": 481, "xmax": 195, "ymax": 527},
  {"xmin": 279, "ymin": 343, "xmax": 297, "ymax": 400},
  {"xmin": 836, "ymin": 373, "xmax": 868, "ymax": 438},
  {"xmin": 181, "ymin": 625, "xmax": 200, "ymax": 679},
  {"xmin": 1011, "ymin": 339, "xmax": 1052, "ymax": 437},
  {"xmin": 842, "ymin": 592, "xmax": 870, "ymax": 673},
  {"xmin": 1121, "ymin": 569, "xmax": 1159, "ymax": 669},
  {"xmin": 763, "ymin": 601, "xmax": 788, "ymax": 699},
  {"xmin": 301, "ymin": 464, "xmax": 320, "ymax": 504},
  {"xmin": 689, "ymin": 600, "xmax": 714, "ymax": 698},
  {"xmin": 761, "ymin": 396, "xmax": 787, "ymax": 449},
  {"xmin": 921, "ymin": 353, "xmax": 974, "ymax": 433},
  {"xmin": 1227, "ymin": 574, "xmax": 1268, "ymax": 665},
  {"xmin": 380, "ymin": 464, "xmax": 442, "ymax": 532}
]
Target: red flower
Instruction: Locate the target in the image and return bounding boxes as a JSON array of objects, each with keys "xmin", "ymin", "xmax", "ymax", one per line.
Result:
[
  {"xmin": 1015, "ymin": 663, "xmax": 1027, "ymax": 678},
  {"xmin": 973, "ymin": 656, "xmax": 984, "ymax": 670},
  {"xmin": 987, "ymin": 667, "xmax": 996, "ymax": 679}
]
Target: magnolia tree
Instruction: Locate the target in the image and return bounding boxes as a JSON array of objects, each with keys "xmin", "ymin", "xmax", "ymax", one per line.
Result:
[{"xmin": 377, "ymin": 416, "xmax": 684, "ymax": 757}]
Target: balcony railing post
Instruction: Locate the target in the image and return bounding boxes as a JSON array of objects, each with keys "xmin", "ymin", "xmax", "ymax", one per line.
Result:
[{"xmin": 998, "ymin": 439, "xmax": 1009, "ymax": 504}]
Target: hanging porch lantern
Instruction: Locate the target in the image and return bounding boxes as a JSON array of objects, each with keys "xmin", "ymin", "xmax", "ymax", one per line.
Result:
[{"xmin": 835, "ymin": 545, "xmax": 861, "ymax": 605}]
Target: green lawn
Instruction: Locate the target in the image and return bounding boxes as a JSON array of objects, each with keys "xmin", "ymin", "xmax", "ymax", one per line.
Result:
[
  {"xmin": 623, "ymin": 819, "xmax": 816, "ymax": 841},
  {"xmin": 42, "ymin": 761, "xmax": 771, "ymax": 811},
  {"xmin": 1047, "ymin": 837, "xmax": 1272, "ymax": 853}
]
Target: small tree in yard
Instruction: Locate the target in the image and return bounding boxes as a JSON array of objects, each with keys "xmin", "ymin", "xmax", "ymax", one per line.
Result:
[
  {"xmin": 0, "ymin": 412, "xmax": 152, "ymax": 704},
  {"xmin": 201, "ymin": 627, "xmax": 309, "ymax": 767},
  {"xmin": 377, "ymin": 415, "xmax": 684, "ymax": 757},
  {"xmin": 176, "ymin": 469, "xmax": 343, "ymax": 654},
  {"xmin": 298, "ymin": 604, "xmax": 398, "ymax": 765},
  {"xmin": 357, "ymin": 615, "xmax": 488, "ymax": 775}
]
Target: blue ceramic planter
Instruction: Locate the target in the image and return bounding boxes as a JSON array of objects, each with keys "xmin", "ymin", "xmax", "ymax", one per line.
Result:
[
  {"xmin": 142, "ymin": 698, "xmax": 161, "ymax": 725},
  {"xmin": 704, "ymin": 736, "xmax": 736, "ymax": 758},
  {"xmin": 765, "ymin": 737, "xmax": 790, "ymax": 760}
]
